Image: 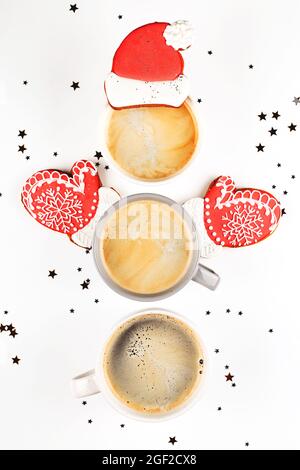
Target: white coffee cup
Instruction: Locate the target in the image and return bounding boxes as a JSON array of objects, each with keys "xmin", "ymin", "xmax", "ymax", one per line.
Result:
[
  {"xmin": 99, "ymin": 98, "xmax": 200, "ymax": 185},
  {"xmin": 92, "ymin": 193, "xmax": 220, "ymax": 301},
  {"xmin": 72, "ymin": 308, "xmax": 208, "ymax": 422}
]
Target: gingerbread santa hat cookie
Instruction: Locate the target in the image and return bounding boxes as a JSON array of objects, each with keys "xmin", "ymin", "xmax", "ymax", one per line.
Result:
[
  {"xmin": 184, "ymin": 176, "xmax": 281, "ymax": 257},
  {"xmin": 105, "ymin": 20, "xmax": 193, "ymax": 109},
  {"xmin": 21, "ymin": 160, "xmax": 120, "ymax": 248}
]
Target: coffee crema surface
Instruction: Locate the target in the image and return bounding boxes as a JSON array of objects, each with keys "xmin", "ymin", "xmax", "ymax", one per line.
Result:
[
  {"xmin": 106, "ymin": 103, "xmax": 198, "ymax": 180},
  {"xmin": 103, "ymin": 313, "xmax": 204, "ymax": 415},
  {"xmin": 99, "ymin": 200, "xmax": 193, "ymax": 295}
]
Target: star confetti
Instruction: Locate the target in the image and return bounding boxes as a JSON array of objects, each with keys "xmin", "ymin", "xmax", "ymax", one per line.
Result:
[
  {"xmin": 268, "ymin": 127, "xmax": 277, "ymax": 136},
  {"xmin": 288, "ymin": 123, "xmax": 297, "ymax": 132},
  {"xmin": 256, "ymin": 143, "xmax": 265, "ymax": 152},
  {"xmin": 80, "ymin": 279, "xmax": 90, "ymax": 290},
  {"xmin": 18, "ymin": 144, "xmax": 26, "ymax": 153},
  {"xmin": 225, "ymin": 373, "xmax": 234, "ymax": 382},
  {"xmin": 18, "ymin": 130, "xmax": 27, "ymax": 139},
  {"xmin": 169, "ymin": 437, "xmax": 177, "ymax": 445},
  {"xmin": 258, "ymin": 112, "xmax": 267, "ymax": 120},
  {"xmin": 71, "ymin": 81, "xmax": 80, "ymax": 91},
  {"xmin": 94, "ymin": 151, "xmax": 103, "ymax": 160},
  {"xmin": 69, "ymin": 4, "xmax": 78, "ymax": 13},
  {"xmin": 48, "ymin": 270, "xmax": 57, "ymax": 279}
]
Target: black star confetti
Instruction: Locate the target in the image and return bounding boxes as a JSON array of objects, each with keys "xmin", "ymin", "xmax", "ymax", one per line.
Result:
[
  {"xmin": 225, "ymin": 365, "xmax": 229, "ymax": 370},
  {"xmin": 94, "ymin": 299, "xmax": 99, "ymax": 303},
  {"xmin": 88, "ymin": 419, "xmax": 93, "ymax": 424},
  {"xmin": 85, "ymin": 247, "xmax": 91, "ymax": 255},
  {"xmin": 104, "ymin": 165, "xmax": 110, "ymax": 170},
  {"xmin": 71, "ymin": 81, "xmax": 80, "ymax": 91},
  {"xmin": 69, "ymin": 4, "xmax": 78, "ymax": 13},
  {"xmin": 77, "ymin": 267, "xmax": 82, "ymax": 272},
  {"xmin": 18, "ymin": 144, "xmax": 26, "ymax": 153},
  {"xmin": 95, "ymin": 162, "xmax": 100, "ymax": 168},
  {"xmin": 4, "ymin": 310, "xmax": 8, "ymax": 314},
  {"xmin": 94, "ymin": 151, "xmax": 103, "ymax": 159},
  {"xmin": 48, "ymin": 270, "xmax": 57, "ymax": 278},
  {"xmin": 245, "ymin": 442, "xmax": 249, "ymax": 447},
  {"xmin": 53, "ymin": 152, "xmax": 58, "ymax": 157},
  {"xmin": 169, "ymin": 437, "xmax": 177, "ymax": 445},
  {"xmin": 82, "ymin": 401, "xmax": 87, "ymax": 405},
  {"xmin": 288, "ymin": 123, "xmax": 297, "ymax": 132},
  {"xmin": 226, "ymin": 308, "xmax": 230, "ymax": 313},
  {"xmin": 206, "ymin": 310, "xmax": 211, "ymax": 315},
  {"xmin": 238, "ymin": 311, "xmax": 243, "ymax": 316},
  {"xmin": 215, "ymin": 349, "xmax": 220, "ymax": 354},
  {"xmin": 291, "ymin": 175, "xmax": 296, "ymax": 179},
  {"xmin": 208, "ymin": 50, "xmax": 213, "ymax": 55},
  {"xmin": 281, "ymin": 208, "xmax": 286, "ymax": 216},
  {"xmin": 18, "ymin": 130, "xmax": 27, "ymax": 139},
  {"xmin": 283, "ymin": 190, "xmax": 288, "ymax": 195},
  {"xmin": 272, "ymin": 111, "xmax": 280, "ymax": 120},
  {"xmin": 225, "ymin": 373, "xmax": 234, "ymax": 382},
  {"xmin": 70, "ymin": 308, "xmax": 75, "ymax": 313},
  {"xmin": 118, "ymin": 15, "xmax": 123, "ymax": 19},
  {"xmin": 197, "ymin": 98, "xmax": 202, "ymax": 103},
  {"xmin": 292, "ymin": 97, "xmax": 300, "ymax": 105},
  {"xmin": 258, "ymin": 112, "xmax": 267, "ymax": 121},
  {"xmin": 232, "ymin": 383, "xmax": 236, "ymax": 388},
  {"xmin": 12, "ymin": 356, "xmax": 20, "ymax": 364},
  {"xmin": 269, "ymin": 329, "xmax": 274, "ymax": 333},
  {"xmin": 272, "ymin": 185, "xmax": 276, "ymax": 189},
  {"xmin": 9, "ymin": 329, "xmax": 18, "ymax": 338},
  {"xmin": 268, "ymin": 127, "xmax": 277, "ymax": 136},
  {"xmin": 23, "ymin": 80, "xmax": 28, "ymax": 85},
  {"xmin": 25, "ymin": 156, "xmax": 30, "ymax": 160},
  {"xmin": 120, "ymin": 424, "xmax": 125, "ymax": 428},
  {"xmin": 80, "ymin": 279, "xmax": 90, "ymax": 290},
  {"xmin": 249, "ymin": 64, "xmax": 254, "ymax": 69},
  {"xmin": 217, "ymin": 407, "xmax": 222, "ymax": 411},
  {"xmin": 277, "ymin": 163, "xmax": 281, "ymax": 167},
  {"xmin": 256, "ymin": 143, "xmax": 265, "ymax": 152}
]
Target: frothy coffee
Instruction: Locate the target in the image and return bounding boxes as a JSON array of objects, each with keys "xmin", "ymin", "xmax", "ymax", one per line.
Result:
[
  {"xmin": 103, "ymin": 313, "xmax": 204, "ymax": 415},
  {"xmin": 99, "ymin": 200, "xmax": 193, "ymax": 295},
  {"xmin": 106, "ymin": 103, "xmax": 198, "ymax": 180}
]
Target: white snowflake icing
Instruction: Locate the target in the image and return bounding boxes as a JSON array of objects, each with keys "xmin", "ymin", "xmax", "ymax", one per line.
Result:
[
  {"xmin": 35, "ymin": 188, "xmax": 83, "ymax": 233},
  {"xmin": 221, "ymin": 205, "xmax": 263, "ymax": 246}
]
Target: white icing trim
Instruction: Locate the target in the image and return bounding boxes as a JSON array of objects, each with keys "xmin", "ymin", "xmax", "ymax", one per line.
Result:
[
  {"xmin": 71, "ymin": 187, "xmax": 121, "ymax": 248},
  {"xmin": 163, "ymin": 20, "xmax": 194, "ymax": 51},
  {"xmin": 105, "ymin": 72, "xmax": 189, "ymax": 108},
  {"xmin": 183, "ymin": 198, "xmax": 222, "ymax": 259}
]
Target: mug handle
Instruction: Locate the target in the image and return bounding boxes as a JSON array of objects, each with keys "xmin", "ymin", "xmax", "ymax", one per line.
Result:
[
  {"xmin": 72, "ymin": 369, "xmax": 100, "ymax": 398},
  {"xmin": 192, "ymin": 263, "xmax": 220, "ymax": 290}
]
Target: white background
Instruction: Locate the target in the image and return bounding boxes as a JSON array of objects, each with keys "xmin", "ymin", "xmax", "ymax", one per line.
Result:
[{"xmin": 0, "ymin": 0, "xmax": 299, "ymax": 450}]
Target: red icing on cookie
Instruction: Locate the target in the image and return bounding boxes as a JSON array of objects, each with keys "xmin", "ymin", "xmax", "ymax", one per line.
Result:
[
  {"xmin": 112, "ymin": 22, "xmax": 184, "ymax": 81},
  {"xmin": 21, "ymin": 160, "xmax": 101, "ymax": 240},
  {"xmin": 203, "ymin": 176, "xmax": 281, "ymax": 247}
]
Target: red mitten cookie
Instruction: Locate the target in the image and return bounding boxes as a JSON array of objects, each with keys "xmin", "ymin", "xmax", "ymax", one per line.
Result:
[
  {"xmin": 203, "ymin": 176, "xmax": 281, "ymax": 247},
  {"xmin": 105, "ymin": 20, "xmax": 193, "ymax": 108},
  {"xmin": 21, "ymin": 160, "xmax": 120, "ymax": 248}
]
